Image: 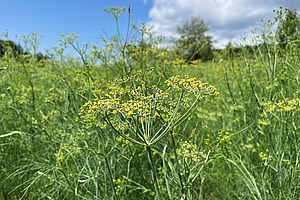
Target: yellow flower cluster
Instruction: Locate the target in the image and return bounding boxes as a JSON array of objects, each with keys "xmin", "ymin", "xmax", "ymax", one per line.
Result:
[
  {"xmin": 259, "ymin": 149, "xmax": 273, "ymax": 166},
  {"xmin": 163, "ymin": 58, "xmax": 186, "ymax": 65},
  {"xmin": 217, "ymin": 131, "xmax": 231, "ymax": 145},
  {"xmin": 79, "ymin": 83, "xmax": 169, "ymax": 118},
  {"xmin": 177, "ymin": 140, "xmax": 206, "ymax": 162},
  {"xmin": 261, "ymin": 98, "xmax": 300, "ymax": 112},
  {"xmin": 165, "ymin": 75, "xmax": 219, "ymax": 95},
  {"xmin": 79, "ymin": 75, "xmax": 219, "ymax": 128}
]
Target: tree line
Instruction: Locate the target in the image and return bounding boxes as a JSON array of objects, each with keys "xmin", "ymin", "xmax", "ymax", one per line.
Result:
[
  {"xmin": 172, "ymin": 7, "xmax": 300, "ymax": 62},
  {"xmin": 0, "ymin": 39, "xmax": 49, "ymax": 61}
]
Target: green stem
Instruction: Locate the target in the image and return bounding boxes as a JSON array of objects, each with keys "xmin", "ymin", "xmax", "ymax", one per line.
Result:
[
  {"xmin": 162, "ymin": 144, "xmax": 172, "ymax": 199},
  {"xmin": 104, "ymin": 157, "xmax": 119, "ymax": 200},
  {"xmin": 21, "ymin": 61, "xmax": 35, "ymax": 115},
  {"xmin": 171, "ymin": 133, "xmax": 184, "ymax": 194},
  {"xmin": 146, "ymin": 146, "xmax": 162, "ymax": 200}
]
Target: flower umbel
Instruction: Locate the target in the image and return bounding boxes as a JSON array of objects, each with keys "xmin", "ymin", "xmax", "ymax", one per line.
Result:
[{"xmin": 80, "ymin": 75, "xmax": 219, "ymax": 146}]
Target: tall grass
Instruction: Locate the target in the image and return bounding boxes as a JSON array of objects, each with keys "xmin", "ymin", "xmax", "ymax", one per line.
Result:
[{"xmin": 0, "ymin": 6, "xmax": 299, "ymax": 199}]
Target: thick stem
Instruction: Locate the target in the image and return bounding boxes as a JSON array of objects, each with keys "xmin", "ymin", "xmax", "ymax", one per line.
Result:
[{"xmin": 146, "ymin": 146, "xmax": 162, "ymax": 200}]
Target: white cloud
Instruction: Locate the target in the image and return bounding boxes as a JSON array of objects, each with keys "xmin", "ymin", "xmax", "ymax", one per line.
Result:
[{"xmin": 147, "ymin": 0, "xmax": 300, "ymax": 48}]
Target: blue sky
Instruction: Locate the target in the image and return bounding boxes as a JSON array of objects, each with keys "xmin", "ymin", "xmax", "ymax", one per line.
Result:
[
  {"xmin": 1, "ymin": 0, "xmax": 299, "ymax": 53},
  {"xmin": 0, "ymin": 0, "xmax": 152, "ymax": 53}
]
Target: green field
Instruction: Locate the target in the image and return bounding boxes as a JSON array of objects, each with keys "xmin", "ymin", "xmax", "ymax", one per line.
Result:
[{"xmin": 1, "ymin": 7, "xmax": 300, "ymax": 200}]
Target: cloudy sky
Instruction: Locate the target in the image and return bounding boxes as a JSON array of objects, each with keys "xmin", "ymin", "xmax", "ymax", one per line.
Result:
[
  {"xmin": 1, "ymin": 0, "xmax": 299, "ymax": 52},
  {"xmin": 148, "ymin": 0, "xmax": 300, "ymax": 47}
]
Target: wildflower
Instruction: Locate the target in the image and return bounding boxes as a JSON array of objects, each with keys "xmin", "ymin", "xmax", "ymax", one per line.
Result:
[
  {"xmin": 261, "ymin": 98, "xmax": 300, "ymax": 113},
  {"xmin": 91, "ymin": 105, "xmax": 98, "ymax": 109},
  {"xmin": 79, "ymin": 74, "xmax": 218, "ymax": 146}
]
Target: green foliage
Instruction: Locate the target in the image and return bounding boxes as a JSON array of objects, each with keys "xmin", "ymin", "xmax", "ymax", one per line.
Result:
[
  {"xmin": 175, "ymin": 17, "xmax": 214, "ymax": 62},
  {"xmin": 1, "ymin": 6, "xmax": 300, "ymax": 200},
  {"xmin": 0, "ymin": 39, "xmax": 23, "ymax": 56},
  {"xmin": 276, "ymin": 7, "xmax": 300, "ymax": 48}
]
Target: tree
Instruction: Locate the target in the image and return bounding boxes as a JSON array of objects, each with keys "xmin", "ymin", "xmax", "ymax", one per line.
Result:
[
  {"xmin": 0, "ymin": 39, "xmax": 23, "ymax": 56},
  {"xmin": 174, "ymin": 17, "xmax": 214, "ymax": 62},
  {"xmin": 277, "ymin": 8, "xmax": 300, "ymax": 48}
]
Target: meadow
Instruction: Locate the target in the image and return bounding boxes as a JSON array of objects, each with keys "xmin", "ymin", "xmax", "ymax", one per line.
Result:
[{"xmin": 0, "ymin": 7, "xmax": 299, "ymax": 199}]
